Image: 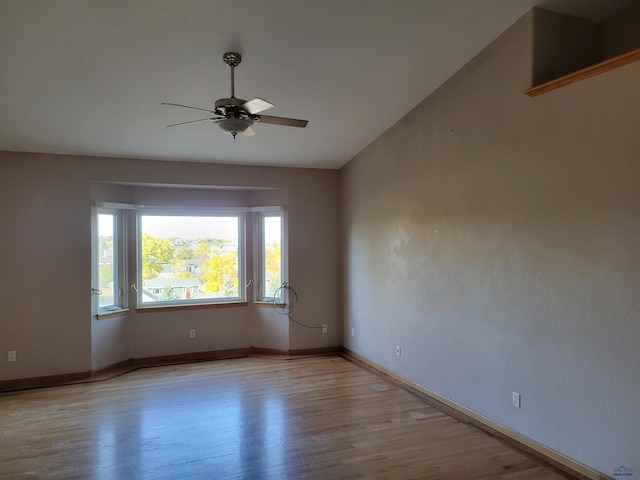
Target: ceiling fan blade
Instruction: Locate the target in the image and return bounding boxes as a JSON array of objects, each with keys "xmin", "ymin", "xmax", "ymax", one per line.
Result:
[
  {"xmin": 256, "ymin": 115, "xmax": 308, "ymax": 128},
  {"xmin": 161, "ymin": 102, "xmax": 215, "ymax": 114},
  {"xmin": 242, "ymin": 126, "xmax": 256, "ymax": 137},
  {"xmin": 242, "ymin": 97, "xmax": 274, "ymax": 115},
  {"xmin": 166, "ymin": 118, "xmax": 215, "ymax": 127}
]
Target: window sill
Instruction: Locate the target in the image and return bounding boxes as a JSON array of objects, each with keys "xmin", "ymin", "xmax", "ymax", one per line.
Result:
[
  {"xmin": 97, "ymin": 308, "xmax": 130, "ymax": 320},
  {"xmin": 136, "ymin": 301, "xmax": 248, "ymax": 313},
  {"xmin": 254, "ymin": 301, "xmax": 276, "ymax": 308}
]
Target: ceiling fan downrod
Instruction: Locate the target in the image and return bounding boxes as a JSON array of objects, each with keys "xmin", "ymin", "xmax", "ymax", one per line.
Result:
[{"xmin": 223, "ymin": 52, "xmax": 242, "ymax": 98}]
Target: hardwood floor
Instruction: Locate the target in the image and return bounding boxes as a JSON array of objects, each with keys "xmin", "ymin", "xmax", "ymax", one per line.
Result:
[{"xmin": 0, "ymin": 356, "xmax": 572, "ymax": 480}]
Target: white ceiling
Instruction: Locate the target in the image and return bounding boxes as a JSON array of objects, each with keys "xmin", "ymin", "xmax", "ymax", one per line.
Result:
[{"xmin": 0, "ymin": 0, "xmax": 630, "ymax": 169}]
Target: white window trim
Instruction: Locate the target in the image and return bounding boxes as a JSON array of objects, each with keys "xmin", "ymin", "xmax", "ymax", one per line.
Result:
[
  {"xmin": 136, "ymin": 209, "xmax": 247, "ymax": 308},
  {"xmin": 255, "ymin": 210, "xmax": 287, "ymax": 302},
  {"xmin": 94, "ymin": 207, "xmax": 127, "ymax": 315}
]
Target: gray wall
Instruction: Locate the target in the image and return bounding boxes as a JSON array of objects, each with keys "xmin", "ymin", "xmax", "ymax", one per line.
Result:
[
  {"xmin": 341, "ymin": 11, "xmax": 639, "ymax": 477},
  {"xmin": 0, "ymin": 153, "xmax": 341, "ymax": 378}
]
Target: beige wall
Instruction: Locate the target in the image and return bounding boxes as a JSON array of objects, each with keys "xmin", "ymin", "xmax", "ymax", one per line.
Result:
[
  {"xmin": 0, "ymin": 153, "xmax": 341, "ymax": 378},
  {"xmin": 341, "ymin": 11, "xmax": 640, "ymax": 477}
]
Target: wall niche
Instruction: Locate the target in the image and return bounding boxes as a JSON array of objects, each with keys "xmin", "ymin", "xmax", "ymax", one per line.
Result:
[{"xmin": 525, "ymin": 1, "xmax": 640, "ymax": 96}]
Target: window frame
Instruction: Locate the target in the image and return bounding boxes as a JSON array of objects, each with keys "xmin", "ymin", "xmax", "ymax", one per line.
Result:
[
  {"xmin": 136, "ymin": 209, "xmax": 247, "ymax": 308},
  {"xmin": 255, "ymin": 210, "xmax": 287, "ymax": 302},
  {"xmin": 94, "ymin": 207, "xmax": 127, "ymax": 315}
]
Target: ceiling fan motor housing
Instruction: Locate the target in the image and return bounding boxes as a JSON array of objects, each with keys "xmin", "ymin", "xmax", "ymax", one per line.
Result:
[
  {"xmin": 214, "ymin": 97, "xmax": 249, "ymax": 116},
  {"xmin": 213, "ymin": 96, "xmax": 255, "ymax": 136}
]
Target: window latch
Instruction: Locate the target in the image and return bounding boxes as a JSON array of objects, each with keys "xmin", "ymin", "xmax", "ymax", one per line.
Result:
[{"xmin": 90, "ymin": 287, "xmax": 102, "ymax": 295}]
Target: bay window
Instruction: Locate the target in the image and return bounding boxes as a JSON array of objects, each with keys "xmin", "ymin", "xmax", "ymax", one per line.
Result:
[
  {"xmin": 95, "ymin": 208, "xmax": 126, "ymax": 314},
  {"xmin": 137, "ymin": 211, "xmax": 245, "ymax": 306},
  {"xmin": 257, "ymin": 212, "xmax": 285, "ymax": 301}
]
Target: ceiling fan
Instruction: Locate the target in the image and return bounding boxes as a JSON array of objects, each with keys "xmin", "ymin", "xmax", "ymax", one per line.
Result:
[{"xmin": 162, "ymin": 52, "xmax": 308, "ymax": 139}]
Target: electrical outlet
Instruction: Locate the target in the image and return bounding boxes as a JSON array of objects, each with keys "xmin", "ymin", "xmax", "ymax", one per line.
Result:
[
  {"xmin": 512, "ymin": 391, "xmax": 521, "ymax": 408},
  {"xmin": 395, "ymin": 345, "xmax": 401, "ymax": 357},
  {"xmin": 8, "ymin": 351, "xmax": 16, "ymax": 362},
  {"xmin": 351, "ymin": 328, "xmax": 355, "ymax": 337},
  {"xmin": 189, "ymin": 329, "xmax": 196, "ymax": 339},
  {"xmin": 322, "ymin": 324, "xmax": 328, "ymax": 334}
]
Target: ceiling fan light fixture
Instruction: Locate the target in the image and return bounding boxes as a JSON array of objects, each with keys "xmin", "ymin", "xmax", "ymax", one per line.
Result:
[{"xmin": 213, "ymin": 117, "xmax": 254, "ymax": 137}]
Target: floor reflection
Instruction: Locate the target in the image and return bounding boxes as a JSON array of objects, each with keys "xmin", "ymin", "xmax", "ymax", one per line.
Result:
[{"xmin": 90, "ymin": 370, "xmax": 288, "ymax": 479}]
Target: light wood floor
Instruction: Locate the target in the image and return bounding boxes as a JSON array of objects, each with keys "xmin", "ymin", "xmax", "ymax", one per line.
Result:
[{"xmin": 0, "ymin": 356, "xmax": 572, "ymax": 480}]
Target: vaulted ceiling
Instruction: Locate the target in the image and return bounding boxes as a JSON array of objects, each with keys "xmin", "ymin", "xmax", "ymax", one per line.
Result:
[{"xmin": 0, "ymin": 0, "xmax": 630, "ymax": 169}]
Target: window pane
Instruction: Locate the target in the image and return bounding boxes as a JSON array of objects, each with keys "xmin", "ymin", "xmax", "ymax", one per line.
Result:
[
  {"xmin": 140, "ymin": 215, "xmax": 240, "ymax": 304},
  {"xmin": 98, "ymin": 214, "xmax": 116, "ymax": 308},
  {"xmin": 263, "ymin": 216, "xmax": 282, "ymax": 298}
]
